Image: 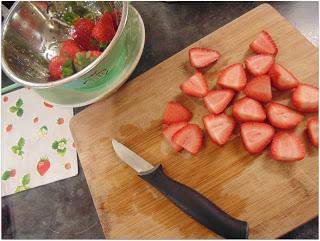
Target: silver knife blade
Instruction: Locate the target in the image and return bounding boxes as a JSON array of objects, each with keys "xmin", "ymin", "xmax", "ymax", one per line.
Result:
[{"xmin": 112, "ymin": 139, "xmax": 154, "ymax": 173}]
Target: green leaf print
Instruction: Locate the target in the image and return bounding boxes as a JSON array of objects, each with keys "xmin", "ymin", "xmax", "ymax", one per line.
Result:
[
  {"xmin": 15, "ymin": 185, "xmax": 29, "ymax": 193},
  {"xmin": 11, "ymin": 137, "xmax": 25, "ymax": 156},
  {"xmin": 57, "ymin": 149, "xmax": 66, "ymax": 157},
  {"xmin": 22, "ymin": 174, "xmax": 30, "ymax": 186},
  {"xmin": 9, "ymin": 106, "xmax": 17, "ymax": 112},
  {"xmin": 18, "ymin": 137, "xmax": 25, "ymax": 148},
  {"xmin": 52, "ymin": 141, "xmax": 59, "ymax": 149},
  {"xmin": 16, "ymin": 108, "xmax": 23, "ymax": 117},
  {"xmin": 38, "ymin": 126, "xmax": 48, "ymax": 137},
  {"xmin": 16, "ymin": 98, "xmax": 23, "ymax": 108},
  {"xmin": 2, "ymin": 171, "xmax": 10, "ymax": 180}
]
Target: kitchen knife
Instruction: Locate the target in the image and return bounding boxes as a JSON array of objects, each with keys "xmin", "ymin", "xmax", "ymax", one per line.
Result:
[{"xmin": 112, "ymin": 139, "xmax": 249, "ymax": 239}]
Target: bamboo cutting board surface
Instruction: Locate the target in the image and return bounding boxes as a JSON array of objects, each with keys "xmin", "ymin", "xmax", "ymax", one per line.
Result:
[{"xmin": 70, "ymin": 4, "xmax": 318, "ymax": 239}]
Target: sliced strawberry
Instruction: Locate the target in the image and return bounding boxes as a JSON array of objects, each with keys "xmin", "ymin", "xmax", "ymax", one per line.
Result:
[
  {"xmin": 243, "ymin": 75, "xmax": 272, "ymax": 102},
  {"xmin": 291, "ymin": 84, "xmax": 319, "ymax": 113},
  {"xmin": 266, "ymin": 102, "xmax": 304, "ymax": 129},
  {"xmin": 203, "ymin": 113, "xmax": 235, "ymax": 146},
  {"xmin": 60, "ymin": 40, "xmax": 82, "ymax": 58},
  {"xmin": 180, "ymin": 72, "xmax": 209, "ymax": 98},
  {"xmin": 73, "ymin": 51, "xmax": 101, "ymax": 72},
  {"xmin": 189, "ymin": 48, "xmax": 220, "ymax": 68},
  {"xmin": 48, "ymin": 56, "xmax": 74, "ymax": 80},
  {"xmin": 91, "ymin": 12, "xmax": 115, "ymax": 48},
  {"xmin": 162, "ymin": 101, "xmax": 192, "ymax": 125},
  {"xmin": 217, "ymin": 63, "xmax": 247, "ymax": 91},
  {"xmin": 172, "ymin": 124, "xmax": 203, "ymax": 154},
  {"xmin": 269, "ymin": 64, "xmax": 299, "ymax": 90},
  {"xmin": 249, "ymin": 31, "xmax": 278, "ymax": 55},
  {"xmin": 232, "ymin": 97, "xmax": 266, "ymax": 122},
  {"xmin": 307, "ymin": 117, "xmax": 318, "ymax": 147},
  {"xmin": 73, "ymin": 18, "xmax": 98, "ymax": 51},
  {"xmin": 240, "ymin": 122, "xmax": 275, "ymax": 154},
  {"xmin": 163, "ymin": 122, "xmax": 188, "ymax": 152},
  {"xmin": 204, "ymin": 89, "xmax": 234, "ymax": 114},
  {"xmin": 271, "ymin": 131, "xmax": 306, "ymax": 161},
  {"xmin": 245, "ymin": 54, "xmax": 275, "ymax": 76}
]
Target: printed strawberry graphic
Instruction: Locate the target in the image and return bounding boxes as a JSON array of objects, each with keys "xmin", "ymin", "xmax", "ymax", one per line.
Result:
[
  {"xmin": 49, "ymin": 56, "xmax": 74, "ymax": 80},
  {"xmin": 10, "ymin": 169, "xmax": 16, "ymax": 177},
  {"xmin": 37, "ymin": 157, "xmax": 50, "ymax": 176},
  {"xmin": 57, "ymin": 117, "xmax": 64, "ymax": 125},
  {"xmin": 65, "ymin": 163, "xmax": 71, "ymax": 170},
  {"xmin": 73, "ymin": 51, "xmax": 101, "ymax": 72},
  {"xmin": 6, "ymin": 124, "xmax": 12, "ymax": 132},
  {"xmin": 33, "ymin": 117, "xmax": 39, "ymax": 123},
  {"xmin": 43, "ymin": 101, "xmax": 54, "ymax": 108},
  {"xmin": 3, "ymin": 96, "xmax": 8, "ymax": 102}
]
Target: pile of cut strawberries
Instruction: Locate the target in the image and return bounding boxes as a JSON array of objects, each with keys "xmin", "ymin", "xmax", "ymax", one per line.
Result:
[
  {"xmin": 162, "ymin": 31, "xmax": 318, "ymax": 161},
  {"xmin": 48, "ymin": 9, "xmax": 119, "ymax": 80}
]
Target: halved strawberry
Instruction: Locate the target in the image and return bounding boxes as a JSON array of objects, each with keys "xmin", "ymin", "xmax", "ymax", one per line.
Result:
[
  {"xmin": 73, "ymin": 51, "xmax": 101, "ymax": 72},
  {"xmin": 73, "ymin": 18, "xmax": 98, "ymax": 51},
  {"xmin": 245, "ymin": 54, "xmax": 275, "ymax": 76},
  {"xmin": 269, "ymin": 64, "xmax": 299, "ymax": 90},
  {"xmin": 217, "ymin": 63, "xmax": 247, "ymax": 91},
  {"xmin": 232, "ymin": 97, "xmax": 266, "ymax": 122},
  {"xmin": 203, "ymin": 113, "xmax": 235, "ymax": 145},
  {"xmin": 60, "ymin": 40, "xmax": 82, "ymax": 58},
  {"xmin": 162, "ymin": 101, "xmax": 192, "ymax": 125},
  {"xmin": 172, "ymin": 124, "xmax": 203, "ymax": 154},
  {"xmin": 307, "ymin": 117, "xmax": 318, "ymax": 147},
  {"xmin": 266, "ymin": 102, "xmax": 304, "ymax": 129},
  {"xmin": 203, "ymin": 89, "xmax": 234, "ymax": 114},
  {"xmin": 243, "ymin": 75, "xmax": 272, "ymax": 102},
  {"xmin": 249, "ymin": 31, "xmax": 278, "ymax": 55},
  {"xmin": 291, "ymin": 84, "xmax": 319, "ymax": 113},
  {"xmin": 48, "ymin": 56, "xmax": 74, "ymax": 80},
  {"xmin": 189, "ymin": 48, "xmax": 220, "ymax": 68},
  {"xmin": 271, "ymin": 131, "xmax": 306, "ymax": 162},
  {"xmin": 180, "ymin": 72, "xmax": 209, "ymax": 98},
  {"xmin": 163, "ymin": 122, "xmax": 188, "ymax": 152},
  {"xmin": 91, "ymin": 12, "xmax": 115, "ymax": 49},
  {"xmin": 240, "ymin": 122, "xmax": 275, "ymax": 154}
]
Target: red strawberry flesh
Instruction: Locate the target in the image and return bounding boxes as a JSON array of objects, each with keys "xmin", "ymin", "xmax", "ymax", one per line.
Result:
[
  {"xmin": 232, "ymin": 97, "xmax": 266, "ymax": 122},
  {"xmin": 291, "ymin": 84, "xmax": 319, "ymax": 113},
  {"xmin": 180, "ymin": 72, "xmax": 209, "ymax": 98},
  {"xmin": 172, "ymin": 124, "xmax": 203, "ymax": 154},
  {"xmin": 204, "ymin": 89, "xmax": 234, "ymax": 114},
  {"xmin": 162, "ymin": 101, "xmax": 192, "ymax": 125},
  {"xmin": 245, "ymin": 54, "xmax": 275, "ymax": 76},
  {"xmin": 243, "ymin": 75, "xmax": 272, "ymax": 102},
  {"xmin": 250, "ymin": 31, "xmax": 278, "ymax": 55},
  {"xmin": 189, "ymin": 48, "xmax": 220, "ymax": 68},
  {"xmin": 217, "ymin": 63, "xmax": 247, "ymax": 91},
  {"xmin": 269, "ymin": 64, "xmax": 299, "ymax": 90},
  {"xmin": 307, "ymin": 117, "xmax": 318, "ymax": 147},
  {"xmin": 163, "ymin": 122, "xmax": 188, "ymax": 152}
]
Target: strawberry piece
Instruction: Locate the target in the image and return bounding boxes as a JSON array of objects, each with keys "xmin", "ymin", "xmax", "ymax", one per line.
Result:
[
  {"xmin": 180, "ymin": 72, "xmax": 209, "ymax": 98},
  {"xmin": 163, "ymin": 122, "xmax": 188, "ymax": 152},
  {"xmin": 60, "ymin": 40, "xmax": 82, "ymax": 58},
  {"xmin": 245, "ymin": 54, "xmax": 275, "ymax": 76},
  {"xmin": 73, "ymin": 51, "xmax": 101, "ymax": 72},
  {"xmin": 43, "ymin": 101, "xmax": 54, "ymax": 108},
  {"xmin": 217, "ymin": 63, "xmax": 247, "ymax": 91},
  {"xmin": 204, "ymin": 89, "xmax": 234, "ymax": 114},
  {"xmin": 189, "ymin": 48, "xmax": 220, "ymax": 68},
  {"xmin": 271, "ymin": 131, "xmax": 306, "ymax": 162},
  {"xmin": 250, "ymin": 31, "xmax": 278, "ymax": 55},
  {"xmin": 240, "ymin": 122, "xmax": 275, "ymax": 154},
  {"xmin": 232, "ymin": 97, "xmax": 266, "ymax": 122},
  {"xmin": 266, "ymin": 102, "xmax": 304, "ymax": 129},
  {"xmin": 243, "ymin": 75, "xmax": 272, "ymax": 102},
  {"xmin": 73, "ymin": 18, "xmax": 98, "ymax": 51},
  {"xmin": 291, "ymin": 84, "xmax": 319, "ymax": 113},
  {"xmin": 203, "ymin": 113, "xmax": 235, "ymax": 145},
  {"xmin": 162, "ymin": 101, "xmax": 192, "ymax": 125},
  {"xmin": 91, "ymin": 12, "xmax": 116, "ymax": 44},
  {"xmin": 307, "ymin": 117, "xmax": 318, "ymax": 147},
  {"xmin": 48, "ymin": 56, "xmax": 74, "ymax": 80},
  {"xmin": 269, "ymin": 64, "xmax": 299, "ymax": 90},
  {"xmin": 10, "ymin": 169, "xmax": 16, "ymax": 177},
  {"xmin": 172, "ymin": 124, "xmax": 203, "ymax": 154},
  {"xmin": 37, "ymin": 158, "xmax": 50, "ymax": 176}
]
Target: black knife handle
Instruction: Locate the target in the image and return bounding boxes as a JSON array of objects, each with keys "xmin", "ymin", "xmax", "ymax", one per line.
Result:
[{"xmin": 139, "ymin": 164, "xmax": 248, "ymax": 239}]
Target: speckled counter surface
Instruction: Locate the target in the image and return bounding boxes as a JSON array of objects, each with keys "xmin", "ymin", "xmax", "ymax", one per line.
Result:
[{"xmin": 1, "ymin": 1, "xmax": 318, "ymax": 239}]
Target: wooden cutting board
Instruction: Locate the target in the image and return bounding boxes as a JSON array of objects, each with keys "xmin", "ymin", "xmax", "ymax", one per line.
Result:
[{"xmin": 70, "ymin": 4, "xmax": 318, "ymax": 239}]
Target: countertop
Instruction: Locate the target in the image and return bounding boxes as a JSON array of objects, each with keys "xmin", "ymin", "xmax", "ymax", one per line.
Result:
[{"xmin": 1, "ymin": 1, "xmax": 318, "ymax": 239}]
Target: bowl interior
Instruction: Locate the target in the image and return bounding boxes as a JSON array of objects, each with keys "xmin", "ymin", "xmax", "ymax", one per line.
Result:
[{"xmin": 2, "ymin": 1, "xmax": 122, "ymax": 85}]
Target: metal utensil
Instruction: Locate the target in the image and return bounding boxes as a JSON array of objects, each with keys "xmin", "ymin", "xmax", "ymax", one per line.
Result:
[{"xmin": 112, "ymin": 139, "xmax": 249, "ymax": 239}]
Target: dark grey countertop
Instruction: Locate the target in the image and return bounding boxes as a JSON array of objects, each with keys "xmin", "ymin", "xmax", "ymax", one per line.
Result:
[{"xmin": 2, "ymin": 1, "xmax": 318, "ymax": 239}]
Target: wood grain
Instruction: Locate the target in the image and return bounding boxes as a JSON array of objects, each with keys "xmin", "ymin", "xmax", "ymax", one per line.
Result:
[{"xmin": 70, "ymin": 4, "xmax": 318, "ymax": 239}]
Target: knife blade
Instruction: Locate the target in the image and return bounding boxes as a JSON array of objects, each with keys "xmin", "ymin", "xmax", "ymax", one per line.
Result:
[{"xmin": 112, "ymin": 139, "xmax": 249, "ymax": 239}]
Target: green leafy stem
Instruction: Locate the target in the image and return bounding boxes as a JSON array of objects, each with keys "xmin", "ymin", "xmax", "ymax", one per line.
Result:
[
  {"xmin": 9, "ymin": 98, "xmax": 24, "ymax": 117},
  {"xmin": 11, "ymin": 137, "xmax": 25, "ymax": 156}
]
